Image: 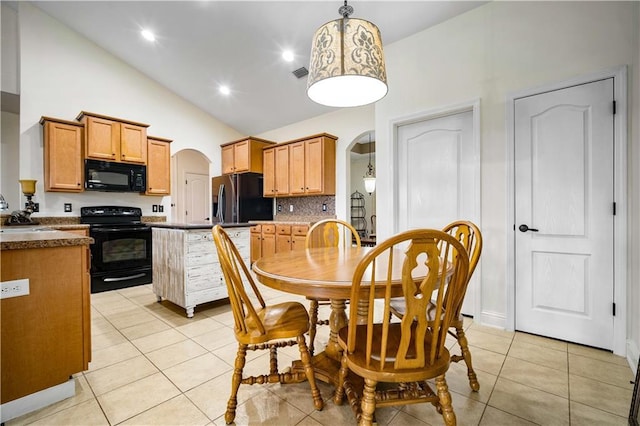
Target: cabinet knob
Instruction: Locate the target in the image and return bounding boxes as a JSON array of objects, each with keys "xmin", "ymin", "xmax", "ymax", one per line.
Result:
[{"xmin": 77, "ymin": 183, "xmax": 81, "ymax": 186}]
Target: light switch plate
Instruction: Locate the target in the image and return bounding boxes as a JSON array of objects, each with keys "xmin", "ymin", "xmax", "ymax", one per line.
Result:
[{"xmin": 158, "ymin": 205, "xmax": 164, "ymax": 213}]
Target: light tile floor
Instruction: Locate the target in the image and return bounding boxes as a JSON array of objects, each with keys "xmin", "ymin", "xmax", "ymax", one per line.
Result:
[{"xmin": 6, "ymin": 284, "xmax": 635, "ymax": 426}]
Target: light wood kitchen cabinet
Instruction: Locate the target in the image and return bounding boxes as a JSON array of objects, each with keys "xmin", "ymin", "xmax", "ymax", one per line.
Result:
[
  {"xmin": 263, "ymin": 133, "xmax": 336, "ymax": 197},
  {"xmin": 261, "ymin": 224, "xmax": 276, "ymax": 259},
  {"xmin": 152, "ymin": 226, "xmax": 249, "ymax": 318},
  {"xmin": 1, "ymin": 243, "xmax": 91, "ymax": 404},
  {"xmin": 250, "ymin": 225, "xmax": 262, "ymax": 263},
  {"xmin": 40, "ymin": 116, "xmax": 84, "ymax": 192},
  {"xmin": 275, "ymin": 224, "xmax": 308, "ymax": 252},
  {"xmin": 146, "ymin": 136, "xmax": 172, "ymax": 195},
  {"xmin": 291, "ymin": 225, "xmax": 308, "ymax": 251},
  {"xmin": 77, "ymin": 111, "xmax": 149, "ymax": 164},
  {"xmin": 221, "ymin": 137, "xmax": 275, "ymax": 174},
  {"xmin": 263, "ymin": 145, "xmax": 290, "ymax": 197},
  {"xmin": 275, "ymin": 224, "xmax": 292, "ymax": 253},
  {"xmin": 250, "ymin": 223, "xmax": 307, "ymax": 262},
  {"xmin": 251, "ymin": 224, "xmax": 276, "ymax": 262}
]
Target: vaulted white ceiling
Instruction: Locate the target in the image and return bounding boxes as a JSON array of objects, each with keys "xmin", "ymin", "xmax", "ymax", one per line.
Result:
[{"xmin": 33, "ymin": 1, "xmax": 485, "ymax": 136}]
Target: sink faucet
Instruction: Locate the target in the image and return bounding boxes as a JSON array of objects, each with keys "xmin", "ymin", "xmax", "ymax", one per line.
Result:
[{"xmin": 0, "ymin": 194, "xmax": 8, "ymax": 211}]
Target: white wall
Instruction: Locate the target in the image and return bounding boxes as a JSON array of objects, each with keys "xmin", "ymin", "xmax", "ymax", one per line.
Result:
[
  {"xmin": 257, "ymin": 105, "xmax": 374, "ymax": 222},
  {"xmin": 15, "ymin": 3, "xmax": 243, "ymax": 218},
  {"xmin": 373, "ymin": 1, "xmax": 639, "ymax": 355},
  {"xmin": 1, "ymin": 112, "xmax": 20, "ymax": 210},
  {"xmin": 630, "ymin": 2, "xmax": 640, "ymax": 367},
  {"xmin": 1, "ymin": 3, "xmax": 20, "ymax": 94}
]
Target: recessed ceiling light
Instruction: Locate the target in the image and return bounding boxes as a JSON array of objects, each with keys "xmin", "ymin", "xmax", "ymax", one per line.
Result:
[
  {"xmin": 141, "ymin": 29, "xmax": 156, "ymax": 42},
  {"xmin": 219, "ymin": 85, "xmax": 230, "ymax": 96},
  {"xmin": 282, "ymin": 50, "xmax": 294, "ymax": 62}
]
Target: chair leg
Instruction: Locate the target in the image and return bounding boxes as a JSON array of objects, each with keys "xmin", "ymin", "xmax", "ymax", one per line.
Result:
[
  {"xmin": 455, "ymin": 326, "xmax": 480, "ymax": 391},
  {"xmin": 225, "ymin": 343, "xmax": 247, "ymax": 424},
  {"xmin": 435, "ymin": 375, "xmax": 456, "ymax": 426},
  {"xmin": 334, "ymin": 352, "xmax": 349, "ymax": 405},
  {"xmin": 308, "ymin": 299, "xmax": 319, "ymax": 356},
  {"xmin": 297, "ymin": 335, "xmax": 324, "ymax": 411},
  {"xmin": 358, "ymin": 378, "xmax": 377, "ymax": 426}
]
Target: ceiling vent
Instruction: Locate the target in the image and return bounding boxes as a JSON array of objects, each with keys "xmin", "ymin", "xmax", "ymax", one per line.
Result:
[{"xmin": 292, "ymin": 67, "xmax": 309, "ymax": 79}]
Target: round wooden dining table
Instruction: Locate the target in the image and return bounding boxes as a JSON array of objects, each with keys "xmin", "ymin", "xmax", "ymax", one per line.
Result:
[{"xmin": 252, "ymin": 245, "xmax": 414, "ymax": 386}]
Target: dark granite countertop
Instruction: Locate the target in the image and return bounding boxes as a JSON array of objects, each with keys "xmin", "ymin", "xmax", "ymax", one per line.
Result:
[
  {"xmin": 0, "ymin": 227, "xmax": 93, "ymax": 250},
  {"xmin": 148, "ymin": 222, "xmax": 251, "ymax": 230}
]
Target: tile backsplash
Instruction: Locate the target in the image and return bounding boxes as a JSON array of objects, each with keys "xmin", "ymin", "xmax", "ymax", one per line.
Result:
[{"xmin": 274, "ymin": 196, "xmax": 335, "ymax": 219}]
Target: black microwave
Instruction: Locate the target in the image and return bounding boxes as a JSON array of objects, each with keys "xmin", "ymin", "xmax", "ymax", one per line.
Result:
[{"xmin": 85, "ymin": 159, "xmax": 146, "ymax": 192}]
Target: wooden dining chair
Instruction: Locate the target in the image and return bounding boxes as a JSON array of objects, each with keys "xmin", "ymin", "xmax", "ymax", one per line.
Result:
[
  {"xmin": 305, "ymin": 218, "xmax": 361, "ymax": 355},
  {"xmin": 211, "ymin": 225, "xmax": 323, "ymax": 424},
  {"xmin": 390, "ymin": 220, "xmax": 483, "ymax": 391},
  {"xmin": 334, "ymin": 229, "xmax": 470, "ymax": 426}
]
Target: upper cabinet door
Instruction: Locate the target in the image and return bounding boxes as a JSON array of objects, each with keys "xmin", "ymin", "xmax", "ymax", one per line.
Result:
[
  {"xmin": 263, "ymin": 147, "xmax": 276, "ymax": 196},
  {"xmin": 274, "ymin": 145, "xmax": 290, "ymax": 196},
  {"xmin": 289, "ymin": 141, "xmax": 306, "ymax": 195},
  {"xmin": 304, "ymin": 138, "xmax": 324, "ymax": 194},
  {"xmin": 85, "ymin": 116, "xmax": 119, "ymax": 161},
  {"xmin": 146, "ymin": 136, "xmax": 172, "ymax": 195},
  {"xmin": 221, "ymin": 144, "xmax": 235, "ymax": 174},
  {"xmin": 41, "ymin": 117, "xmax": 84, "ymax": 192},
  {"xmin": 232, "ymin": 140, "xmax": 250, "ymax": 173},
  {"xmin": 120, "ymin": 123, "xmax": 147, "ymax": 164}
]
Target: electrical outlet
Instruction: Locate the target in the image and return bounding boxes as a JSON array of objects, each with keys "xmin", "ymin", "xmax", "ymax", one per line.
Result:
[
  {"xmin": 152, "ymin": 205, "xmax": 158, "ymax": 212},
  {"xmin": 158, "ymin": 205, "xmax": 164, "ymax": 213},
  {"xmin": 277, "ymin": 204, "xmax": 282, "ymax": 212},
  {"xmin": 64, "ymin": 203, "xmax": 72, "ymax": 212},
  {"xmin": 322, "ymin": 203, "xmax": 327, "ymax": 212},
  {"xmin": 0, "ymin": 279, "xmax": 30, "ymax": 299},
  {"xmin": 289, "ymin": 204, "xmax": 294, "ymax": 212},
  {"xmin": 27, "ymin": 202, "xmax": 40, "ymax": 212}
]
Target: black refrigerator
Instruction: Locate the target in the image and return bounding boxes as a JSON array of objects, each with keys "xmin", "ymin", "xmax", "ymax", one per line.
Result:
[{"xmin": 212, "ymin": 173, "xmax": 273, "ymax": 224}]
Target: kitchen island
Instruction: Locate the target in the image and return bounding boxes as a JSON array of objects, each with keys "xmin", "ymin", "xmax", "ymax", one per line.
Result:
[
  {"xmin": 150, "ymin": 222, "xmax": 250, "ymax": 317},
  {"xmin": 0, "ymin": 227, "xmax": 92, "ymax": 423}
]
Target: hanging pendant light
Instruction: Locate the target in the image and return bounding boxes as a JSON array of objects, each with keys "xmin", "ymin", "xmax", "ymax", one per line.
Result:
[
  {"xmin": 363, "ymin": 134, "xmax": 375, "ymax": 194},
  {"xmin": 307, "ymin": 1, "xmax": 388, "ymax": 108}
]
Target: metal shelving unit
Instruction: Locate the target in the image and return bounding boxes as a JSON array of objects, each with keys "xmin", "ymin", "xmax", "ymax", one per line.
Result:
[{"xmin": 350, "ymin": 190, "xmax": 367, "ymax": 237}]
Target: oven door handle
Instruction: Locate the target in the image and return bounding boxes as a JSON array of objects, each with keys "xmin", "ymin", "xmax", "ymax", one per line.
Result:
[
  {"xmin": 103, "ymin": 273, "xmax": 147, "ymax": 282},
  {"xmin": 91, "ymin": 226, "xmax": 150, "ymax": 233}
]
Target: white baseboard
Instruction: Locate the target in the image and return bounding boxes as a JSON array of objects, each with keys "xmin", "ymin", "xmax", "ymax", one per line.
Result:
[
  {"xmin": 0, "ymin": 378, "xmax": 74, "ymax": 423},
  {"xmin": 627, "ymin": 339, "xmax": 639, "ymax": 374},
  {"xmin": 478, "ymin": 310, "xmax": 507, "ymax": 330}
]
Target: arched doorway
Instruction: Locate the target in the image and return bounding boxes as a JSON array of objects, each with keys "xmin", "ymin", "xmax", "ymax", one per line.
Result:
[
  {"xmin": 348, "ymin": 131, "xmax": 376, "ymax": 240},
  {"xmin": 171, "ymin": 149, "xmax": 211, "ymax": 223}
]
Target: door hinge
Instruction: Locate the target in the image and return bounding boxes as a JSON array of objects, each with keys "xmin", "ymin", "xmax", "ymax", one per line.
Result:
[
  {"xmin": 612, "ymin": 302, "xmax": 616, "ymax": 316},
  {"xmin": 612, "ymin": 100, "xmax": 616, "ymax": 115},
  {"xmin": 613, "ymin": 202, "xmax": 616, "ymax": 215}
]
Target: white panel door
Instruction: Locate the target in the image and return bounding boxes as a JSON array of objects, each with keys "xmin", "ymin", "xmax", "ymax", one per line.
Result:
[
  {"xmin": 185, "ymin": 172, "xmax": 209, "ymax": 223},
  {"xmin": 397, "ymin": 110, "xmax": 478, "ymax": 315},
  {"xmin": 514, "ymin": 78, "xmax": 614, "ymax": 349}
]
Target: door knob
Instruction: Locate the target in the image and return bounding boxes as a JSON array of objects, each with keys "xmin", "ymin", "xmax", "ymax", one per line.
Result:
[{"xmin": 519, "ymin": 224, "xmax": 539, "ymax": 233}]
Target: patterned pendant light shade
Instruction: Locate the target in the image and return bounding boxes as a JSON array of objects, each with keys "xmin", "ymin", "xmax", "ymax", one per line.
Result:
[{"xmin": 307, "ymin": 1, "xmax": 387, "ymax": 107}]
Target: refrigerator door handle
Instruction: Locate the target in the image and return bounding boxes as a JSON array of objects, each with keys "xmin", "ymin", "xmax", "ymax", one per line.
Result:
[
  {"xmin": 217, "ymin": 184, "xmax": 225, "ymax": 223},
  {"xmin": 230, "ymin": 174, "xmax": 237, "ymax": 223}
]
